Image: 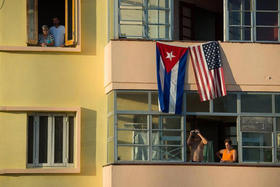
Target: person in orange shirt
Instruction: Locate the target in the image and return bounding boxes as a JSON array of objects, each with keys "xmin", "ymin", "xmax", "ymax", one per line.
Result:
[{"xmin": 216, "ymin": 139, "xmax": 237, "ymax": 163}]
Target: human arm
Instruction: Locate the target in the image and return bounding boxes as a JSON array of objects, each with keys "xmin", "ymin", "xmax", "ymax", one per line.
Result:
[
  {"xmin": 187, "ymin": 131, "xmax": 194, "ymax": 146},
  {"xmin": 196, "ymin": 130, "xmax": 207, "ymax": 145},
  {"xmin": 216, "ymin": 149, "xmax": 223, "ymax": 161}
]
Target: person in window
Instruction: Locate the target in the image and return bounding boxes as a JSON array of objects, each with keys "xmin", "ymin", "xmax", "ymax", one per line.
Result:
[
  {"xmin": 187, "ymin": 129, "xmax": 208, "ymax": 162},
  {"xmin": 49, "ymin": 17, "xmax": 65, "ymax": 47},
  {"xmin": 39, "ymin": 25, "xmax": 54, "ymax": 47},
  {"xmin": 216, "ymin": 139, "xmax": 237, "ymax": 163}
]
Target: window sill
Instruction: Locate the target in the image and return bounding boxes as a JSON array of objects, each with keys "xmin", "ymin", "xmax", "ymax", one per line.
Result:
[
  {"xmin": 104, "ymin": 162, "xmax": 280, "ymax": 168},
  {"xmin": 0, "ymin": 45, "xmax": 81, "ymax": 52},
  {"xmin": 0, "ymin": 167, "xmax": 80, "ymax": 174}
]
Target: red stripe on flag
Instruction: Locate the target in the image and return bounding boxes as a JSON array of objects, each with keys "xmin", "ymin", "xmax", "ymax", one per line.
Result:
[
  {"xmin": 192, "ymin": 46, "xmax": 208, "ymax": 101},
  {"xmin": 189, "ymin": 48, "xmax": 204, "ymax": 102}
]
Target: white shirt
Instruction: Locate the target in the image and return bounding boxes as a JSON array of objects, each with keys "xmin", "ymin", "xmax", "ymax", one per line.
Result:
[{"xmin": 49, "ymin": 25, "xmax": 65, "ymax": 47}]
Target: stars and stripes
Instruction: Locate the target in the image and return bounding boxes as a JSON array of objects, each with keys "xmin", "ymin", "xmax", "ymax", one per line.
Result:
[{"xmin": 189, "ymin": 41, "xmax": 226, "ymax": 101}]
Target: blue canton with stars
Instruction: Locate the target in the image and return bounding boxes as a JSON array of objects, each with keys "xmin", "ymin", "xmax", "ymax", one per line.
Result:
[{"xmin": 202, "ymin": 41, "xmax": 222, "ymax": 70}]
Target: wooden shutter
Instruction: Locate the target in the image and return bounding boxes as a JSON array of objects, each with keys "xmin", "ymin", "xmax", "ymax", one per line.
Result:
[
  {"xmin": 65, "ymin": 0, "xmax": 75, "ymax": 46},
  {"xmin": 27, "ymin": 0, "xmax": 38, "ymax": 45}
]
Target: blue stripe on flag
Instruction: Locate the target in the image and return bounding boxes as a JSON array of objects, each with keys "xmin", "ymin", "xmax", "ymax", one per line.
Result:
[
  {"xmin": 163, "ymin": 67, "xmax": 171, "ymax": 113},
  {"xmin": 156, "ymin": 47, "xmax": 165, "ymax": 112},
  {"xmin": 175, "ymin": 50, "xmax": 188, "ymax": 114}
]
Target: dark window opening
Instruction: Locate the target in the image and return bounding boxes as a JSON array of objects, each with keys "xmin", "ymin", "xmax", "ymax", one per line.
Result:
[
  {"xmin": 38, "ymin": 0, "xmax": 65, "ymax": 35},
  {"xmin": 177, "ymin": 0, "xmax": 223, "ymax": 41}
]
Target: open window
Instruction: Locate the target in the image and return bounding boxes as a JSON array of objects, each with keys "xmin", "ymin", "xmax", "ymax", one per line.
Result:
[{"xmin": 27, "ymin": 0, "xmax": 79, "ymax": 47}]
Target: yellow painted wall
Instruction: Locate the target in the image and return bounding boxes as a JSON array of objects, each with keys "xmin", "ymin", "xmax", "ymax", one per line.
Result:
[{"xmin": 0, "ymin": 0, "xmax": 108, "ymax": 187}]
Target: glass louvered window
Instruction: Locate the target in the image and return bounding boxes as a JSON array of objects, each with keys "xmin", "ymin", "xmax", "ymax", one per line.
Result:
[
  {"xmin": 117, "ymin": 0, "xmax": 173, "ymax": 39},
  {"xmin": 226, "ymin": 0, "xmax": 280, "ymax": 42}
]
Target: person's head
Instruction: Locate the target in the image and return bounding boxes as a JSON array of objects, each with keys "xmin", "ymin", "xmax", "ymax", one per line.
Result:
[
  {"xmin": 191, "ymin": 129, "xmax": 201, "ymax": 142},
  {"xmin": 224, "ymin": 138, "xmax": 232, "ymax": 150},
  {"xmin": 41, "ymin": 25, "xmax": 49, "ymax": 36},
  {"xmin": 53, "ymin": 17, "xmax": 60, "ymax": 27}
]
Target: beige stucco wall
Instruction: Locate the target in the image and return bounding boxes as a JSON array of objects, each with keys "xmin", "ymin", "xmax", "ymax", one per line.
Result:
[
  {"xmin": 103, "ymin": 165, "xmax": 280, "ymax": 187},
  {"xmin": 104, "ymin": 41, "xmax": 280, "ymax": 93}
]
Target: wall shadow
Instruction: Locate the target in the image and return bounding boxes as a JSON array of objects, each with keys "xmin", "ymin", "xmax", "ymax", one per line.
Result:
[{"xmin": 219, "ymin": 43, "xmax": 242, "ymax": 92}]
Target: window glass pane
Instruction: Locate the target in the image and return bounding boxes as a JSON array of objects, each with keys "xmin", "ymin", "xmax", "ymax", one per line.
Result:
[
  {"xmin": 229, "ymin": 12, "xmax": 251, "ymax": 25},
  {"xmin": 118, "ymin": 130, "xmax": 148, "ymax": 145},
  {"xmin": 148, "ymin": 25, "xmax": 169, "ymax": 39},
  {"xmin": 117, "ymin": 114, "xmax": 147, "ymax": 129},
  {"xmin": 108, "ymin": 92, "xmax": 114, "ymax": 113},
  {"xmin": 108, "ymin": 115, "xmax": 114, "ymax": 138},
  {"xmin": 242, "ymin": 132, "xmax": 272, "ymax": 146},
  {"xmin": 241, "ymin": 94, "xmax": 272, "ymax": 113},
  {"xmin": 277, "ymin": 132, "xmax": 280, "ymax": 147},
  {"xmin": 118, "ymin": 146, "xmax": 148, "ymax": 161},
  {"xmin": 229, "ymin": 27, "xmax": 251, "ymax": 40},
  {"xmin": 39, "ymin": 116, "xmax": 48, "ymax": 163},
  {"xmin": 148, "ymin": 0, "xmax": 169, "ymax": 9},
  {"xmin": 213, "ymin": 94, "xmax": 237, "ymax": 113},
  {"xmin": 151, "ymin": 92, "xmax": 159, "ymax": 111},
  {"xmin": 228, "ymin": 0, "xmax": 251, "ymax": 10},
  {"xmin": 152, "ymin": 131, "xmax": 182, "ymax": 145},
  {"xmin": 120, "ymin": 0, "xmax": 143, "ymax": 6},
  {"xmin": 54, "ymin": 116, "xmax": 63, "ymax": 163},
  {"xmin": 277, "ymin": 149, "xmax": 280, "ymax": 162},
  {"xmin": 256, "ymin": 27, "xmax": 278, "ymax": 41},
  {"xmin": 241, "ymin": 117, "xmax": 273, "ymax": 132},
  {"xmin": 152, "ymin": 146, "xmax": 182, "ymax": 161},
  {"xmin": 148, "ymin": 10, "xmax": 169, "ymax": 24},
  {"xmin": 117, "ymin": 92, "xmax": 148, "ymax": 111},
  {"xmin": 256, "ymin": 0, "xmax": 277, "ymax": 10},
  {"xmin": 152, "ymin": 116, "xmax": 182, "ymax": 130},
  {"xmin": 67, "ymin": 0, "xmax": 73, "ymax": 41},
  {"xmin": 120, "ymin": 9, "xmax": 143, "ymax": 21},
  {"xmin": 108, "ymin": 140, "xmax": 114, "ymax": 163},
  {"xmin": 276, "ymin": 95, "xmax": 280, "ymax": 113},
  {"xmin": 68, "ymin": 116, "xmax": 74, "ymax": 163},
  {"xmin": 256, "ymin": 12, "xmax": 278, "ymax": 26},
  {"xmin": 120, "ymin": 24, "xmax": 144, "ymax": 38},
  {"xmin": 243, "ymin": 148, "xmax": 272, "ymax": 162},
  {"xmin": 27, "ymin": 116, "xmax": 34, "ymax": 164},
  {"xmin": 186, "ymin": 93, "xmax": 209, "ymax": 112}
]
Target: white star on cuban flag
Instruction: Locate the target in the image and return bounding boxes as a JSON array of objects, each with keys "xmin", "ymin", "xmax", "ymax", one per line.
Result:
[{"xmin": 156, "ymin": 42, "xmax": 189, "ymax": 114}]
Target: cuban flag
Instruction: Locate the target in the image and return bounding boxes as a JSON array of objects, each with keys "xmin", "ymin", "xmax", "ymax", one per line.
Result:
[{"xmin": 156, "ymin": 42, "xmax": 188, "ymax": 114}]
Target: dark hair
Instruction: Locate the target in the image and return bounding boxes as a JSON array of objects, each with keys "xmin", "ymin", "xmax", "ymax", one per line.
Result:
[
  {"xmin": 224, "ymin": 138, "xmax": 232, "ymax": 145},
  {"xmin": 53, "ymin": 16, "xmax": 60, "ymax": 20}
]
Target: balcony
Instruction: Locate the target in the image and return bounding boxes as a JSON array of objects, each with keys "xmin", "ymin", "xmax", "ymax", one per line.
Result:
[{"xmin": 104, "ymin": 40, "xmax": 280, "ymax": 93}]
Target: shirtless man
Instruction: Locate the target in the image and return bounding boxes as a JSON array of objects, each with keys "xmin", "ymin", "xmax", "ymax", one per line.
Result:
[{"xmin": 187, "ymin": 129, "xmax": 208, "ymax": 162}]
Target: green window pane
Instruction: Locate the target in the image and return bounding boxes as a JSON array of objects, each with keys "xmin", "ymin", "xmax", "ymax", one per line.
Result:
[
  {"xmin": 152, "ymin": 146, "xmax": 182, "ymax": 161},
  {"xmin": 256, "ymin": 27, "xmax": 278, "ymax": 41},
  {"xmin": 213, "ymin": 94, "xmax": 237, "ymax": 113},
  {"xmin": 118, "ymin": 130, "xmax": 148, "ymax": 145},
  {"xmin": 275, "ymin": 95, "xmax": 280, "ymax": 113},
  {"xmin": 242, "ymin": 132, "xmax": 272, "ymax": 146},
  {"xmin": 108, "ymin": 115, "xmax": 114, "ymax": 138},
  {"xmin": 241, "ymin": 94, "xmax": 272, "ymax": 113},
  {"xmin": 152, "ymin": 131, "xmax": 182, "ymax": 146},
  {"xmin": 241, "ymin": 117, "xmax": 273, "ymax": 132},
  {"xmin": 243, "ymin": 148, "xmax": 272, "ymax": 162},
  {"xmin": 117, "ymin": 92, "xmax": 148, "ymax": 111},
  {"xmin": 186, "ymin": 93, "xmax": 209, "ymax": 112},
  {"xmin": 256, "ymin": 0, "xmax": 277, "ymax": 10},
  {"xmin": 151, "ymin": 92, "xmax": 159, "ymax": 111},
  {"xmin": 229, "ymin": 26, "xmax": 251, "ymax": 41},
  {"xmin": 118, "ymin": 146, "xmax": 148, "ymax": 161},
  {"xmin": 117, "ymin": 114, "xmax": 147, "ymax": 129}
]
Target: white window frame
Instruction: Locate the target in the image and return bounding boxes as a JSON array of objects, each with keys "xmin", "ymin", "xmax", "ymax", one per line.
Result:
[
  {"xmin": 224, "ymin": 0, "xmax": 280, "ymax": 42},
  {"xmin": 27, "ymin": 113, "xmax": 75, "ymax": 168},
  {"xmin": 114, "ymin": 0, "xmax": 174, "ymax": 40}
]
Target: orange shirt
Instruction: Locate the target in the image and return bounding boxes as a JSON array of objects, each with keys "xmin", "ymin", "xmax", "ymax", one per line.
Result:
[{"xmin": 221, "ymin": 149, "xmax": 235, "ymax": 161}]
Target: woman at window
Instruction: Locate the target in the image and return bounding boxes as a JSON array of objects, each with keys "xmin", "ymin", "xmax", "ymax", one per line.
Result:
[
  {"xmin": 216, "ymin": 139, "xmax": 237, "ymax": 163},
  {"xmin": 39, "ymin": 25, "xmax": 54, "ymax": 47}
]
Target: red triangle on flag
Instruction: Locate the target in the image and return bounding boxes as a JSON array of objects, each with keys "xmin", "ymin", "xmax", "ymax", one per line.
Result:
[{"xmin": 156, "ymin": 42, "xmax": 188, "ymax": 73}]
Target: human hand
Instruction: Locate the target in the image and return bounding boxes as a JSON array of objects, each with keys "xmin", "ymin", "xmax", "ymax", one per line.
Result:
[{"xmin": 194, "ymin": 129, "xmax": 200, "ymax": 135}]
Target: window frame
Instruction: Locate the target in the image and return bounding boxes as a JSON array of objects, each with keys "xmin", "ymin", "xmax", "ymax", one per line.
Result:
[
  {"xmin": 108, "ymin": 90, "xmax": 280, "ymax": 165},
  {"xmin": 224, "ymin": 0, "xmax": 280, "ymax": 43},
  {"xmin": 114, "ymin": 0, "xmax": 174, "ymax": 40},
  {"xmin": 26, "ymin": 0, "xmax": 80, "ymax": 47},
  {"xmin": 27, "ymin": 112, "xmax": 76, "ymax": 168}
]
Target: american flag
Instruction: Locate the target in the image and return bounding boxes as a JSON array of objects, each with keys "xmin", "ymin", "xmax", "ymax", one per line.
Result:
[{"xmin": 189, "ymin": 41, "xmax": 226, "ymax": 101}]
